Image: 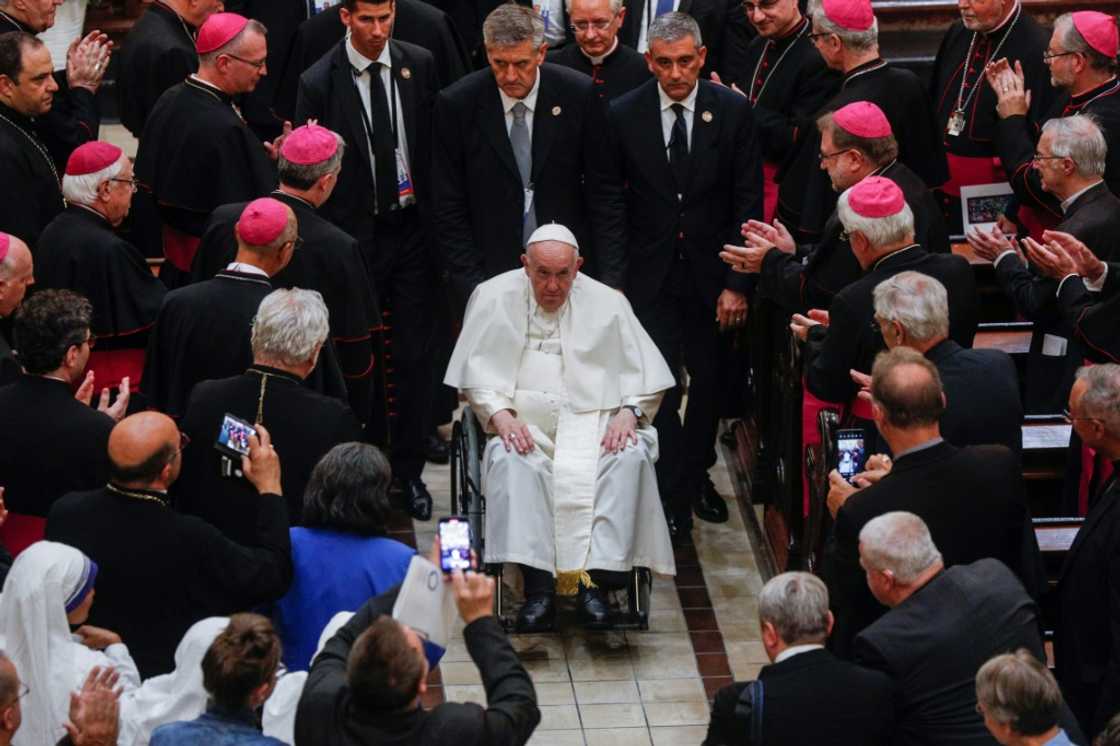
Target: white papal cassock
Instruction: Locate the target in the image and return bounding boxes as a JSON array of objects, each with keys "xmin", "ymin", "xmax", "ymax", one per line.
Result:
[{"xmin": 444, "ymin": 269, "xmax": 677, "ymax": 594}]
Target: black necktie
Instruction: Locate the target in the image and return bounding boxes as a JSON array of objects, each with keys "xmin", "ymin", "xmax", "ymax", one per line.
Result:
[
  {"xmin": 366, "ymin": 63, "xmax": 399, "ymax": 215},
  {"xmin": 668, "ymin": 102, "xmax": 689, "ymax": 193}
]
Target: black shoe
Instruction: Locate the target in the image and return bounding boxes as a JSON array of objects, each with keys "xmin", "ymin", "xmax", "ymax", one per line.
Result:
[
  {"xmin": 693, "ymin": 477, "xmax": 729, "ymax": 524},
  {"xmin": 579, "ymin": 585, "xmax": 611, "ymax": 629},
  {"xmin": 405, "ymin": 479, "xmax": 433, "ymax": 521},
  {"xmin": 424, "ymin": 434, "xmax": 450, "ymax": 465},
  {"xmin": 516, "ymin": 594, "xmax": 556, "ymax": 633}
]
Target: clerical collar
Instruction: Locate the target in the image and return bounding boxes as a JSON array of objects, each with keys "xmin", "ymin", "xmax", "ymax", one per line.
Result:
[
  {"xmin": 0, "ymin": 10, "xmax": 31, "ymax": 33},
  {"xmin": 843, "ymin": 58, "xmax": 887, "ymax": 87},
  {"xmin": 983, "ymin": 0, "xmax": 1019, "ymax": 37},
  {"xmin": 774, "ymin": 643, "xmax": 823, "ymax": 663},
  {"xmin": 581, "ymin": 38, "xmax": 619, "ymax": 66},
  {"xmin": 186, "ymin": 75, "xmax": 233, "ymax": 104},
  {"xmin": 346, "ymin": 34, "xmax": 391, "ymax": 74},
  {"xmin": 773, "ymin": 15, "xmax": 808, "ymax": 46},
  {"xmin": 272, "ymin": 189, "xmax": 316, "ymax": 210},
  {"xmin": 871, "ymin": 243, "xmax": 921, "ymax": 271},
  {"xmin": 71, "ymin": 203, "xmax": 112, "ymax": 226},
  {"xmin": 225, "ymin": 262, "xmax": 269, "ymax": 277},
  {"xmin": 659, "ymin": 80, "xmax": 698, "ymax": 112},
  {"xmin": 1071, "ymin": 77, "xmax": 1120, "ymax": 106},
  {"xmin": 499, "ymin": 71, "xmax": 541, "ymax": 115},
  {"xmin": 1061, "ymin": 181, "xmax": 1103, "ymax": 214},
  {"xmin": 106, "ymin": 483, "xmax": 169, "ymax": 507},
  {"xmin": 152, "ymin": 0, "xmax": 198, "ymax": 41}
]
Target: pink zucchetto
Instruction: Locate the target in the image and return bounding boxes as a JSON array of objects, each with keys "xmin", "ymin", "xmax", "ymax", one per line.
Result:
[
  {"xmin": 1073, "ymin": 11, "xmax": 1119, "ymax": 60},
  {"xmin": 848, "ymin": 176, "xmax": 906, "ymax": 218},
  {"xmin": 833, "ymin": 101, "xmax": 892, "ymax": 139},
  {"xmin": 820, "ymin": 0, "xmax": 874, "ymax": 32},
  {"xmin": 65, "ymin": 141, "xmax": 123, "ymax": 176},
  {"xmin": 280, "ymin": 123, "xmax": 339, "ymax": 165},
  {"xmin": 236, "ymin": 199, "xmax": 290, "ymax": 247},
  {"xmin": 196, "ymin": 12, "xmax": 250, "ymax": 55},
  {"xmin": 0, "ymin": 233, "xmax": 9, "ymax": 264}
]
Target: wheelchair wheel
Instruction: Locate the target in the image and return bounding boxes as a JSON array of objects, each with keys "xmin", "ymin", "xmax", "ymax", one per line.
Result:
[{"xmin": 627, "ymin": 567, "xmax": 653, "ymax": 631}]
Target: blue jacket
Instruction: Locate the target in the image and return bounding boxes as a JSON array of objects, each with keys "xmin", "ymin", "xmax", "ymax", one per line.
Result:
[{"xmin": 150, "ymin": 705, "xmax": 285, "ymax": 746}]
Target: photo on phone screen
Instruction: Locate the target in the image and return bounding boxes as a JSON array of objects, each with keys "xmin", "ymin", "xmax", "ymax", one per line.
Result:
[
  {"xmin": 438, "ymin": 517, "xmax": 472, "ymax": 574},
  {"xmin": 216, "ymin": 414, "xmax": 256, "ymax": 457},
  {"xmin": 835, "ymin": 429, "xmax": 865, "ymax": 482}
]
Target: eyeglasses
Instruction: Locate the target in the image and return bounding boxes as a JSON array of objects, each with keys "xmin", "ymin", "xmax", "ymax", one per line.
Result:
[
  {"xmin": 569, "ymin": 14, "xmax": 617, "ymax": 32},
  {"xmin": 808, "ymin": 30, "xmax": 834, "ymax": 42},
  {"xmin": 167, "ymin": 431, "xmax": 191, "ymax": 464},
  {"xmin": 1031, "ymin": 153, "xmax": 1066, "ymax": 163},
  {"xmin": 4, "ymin": 683, "xmax": 28, "ymax": 708},
  {"xmin": 108, "ymin": 177, "xmax": 139, "ymax": 193},
  {"xmin": 223, "ymin": 53, "xmax": 267, "ymax": 71},
  {"xmin": 818, "ymin": 147, "xmax": 853, "ymax": 162},
  {"xmin": 79, "ymin": 333, "xmax": 96, "ymax": 350},
  {"xmin": 1042, "ymin": 50, "xmax": 1078, "ymax": 62},
  {"xmin": 743, "ymin": 0, "xmax": 780, "ymax": 13}
]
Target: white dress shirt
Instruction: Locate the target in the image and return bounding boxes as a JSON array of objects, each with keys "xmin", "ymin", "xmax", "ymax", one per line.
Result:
[
  {"xmin": 225, "ymin": 262, "xmax": 269, "ymax": 277},
  {"xmin": 498, "ymin": 71, "xmax": 542, "ymax": 141},
  {"xmin": 659, "ymin": 82, "xmax": 697, "ymax": 151},
  {"xmin": 346, "ymin": 36, "xmax": 413, "ymax": 205},
  {"xmin": 773, "ymin": 643, "xmax": 824, "ymax": 663},
  {"xmin": 637, "ymin": 0, "xmax": 681, "ymax": 53}
]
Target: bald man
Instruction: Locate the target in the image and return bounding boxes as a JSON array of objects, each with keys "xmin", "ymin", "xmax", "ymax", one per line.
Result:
[
  {"xmin": 46, "ymin": 412, "xmax": 293, "ymax": 677},
  {"xmin": 0, "ymin": 234, "xmax": 33, "ymax": 386}
]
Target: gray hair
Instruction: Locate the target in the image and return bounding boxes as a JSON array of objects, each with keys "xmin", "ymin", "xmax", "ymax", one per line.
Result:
[
  {"xmin": 859, "ymin": 511, "xmax": 942, "ymax": 585},
  {"xmin": 1076, "ymin": 364, "xmax": 1120, "ymax": 436},
  {"xmin": 483, "ymin": 4, "xmax": 545, "ymax": 48},
  {"xmin": 975, "ymin": 650, "xmax": 1063, "ymax": 736},
  {"xmin": 873, "ymin": 271, "xmax": 950, "ymax": 343},
  {"xmin": 1054, "ymin": 13, "xmax": 1119, "ymax": 74},
  {"xmin": 836, "ymin": 186, "xmax": 915, "ymax": 248},
  {"xmin": 61, "ymin": 156, "xmax": 125, "ymax": 207},
  {"xmin": 565, "ymin": 0, "xmax": 624, "ymax": 14},
  {"xmin": 648, "ymin": 11, "xmax": 703, "ymax": 48},
  {"xmin": 199, "ymin": 18, "xmax": 267, "ymax": 66},
  {"xmin": 251, "ymin": 288, "xmax": 330, "ymax": 366},
  {"xmin": 278, "ymin": 133, "xmax": 346, "ymax": 190},
  {"xmin": 1043, "ymin": 114, "xmax": 1108, "ymax": 179},
  {"xmin": 808, "ymin": 0, "xmax": 878, "ymax": 52},
  {"xmin": 758, "ymin": 572, "xmax": 830, "ymax": 645}
]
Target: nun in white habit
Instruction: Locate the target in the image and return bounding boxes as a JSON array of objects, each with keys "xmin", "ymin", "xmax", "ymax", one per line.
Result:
[
  {"xmin": 0, "ymin": 541, "xmax": 141, "ymax": 746},
  {"xmin": 444, "ymin": 224, "xmax": 677, "ymax": 623}
]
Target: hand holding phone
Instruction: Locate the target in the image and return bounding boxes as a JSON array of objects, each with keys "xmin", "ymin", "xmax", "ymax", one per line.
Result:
[{"xmin": 438, "ymin": 517, "xmax": 474, "ymax": 574}]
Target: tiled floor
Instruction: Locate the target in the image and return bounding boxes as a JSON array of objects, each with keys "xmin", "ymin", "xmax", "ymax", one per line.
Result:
[{"xmin": 406, "ymin": 437, "xmax": 765, "ymax": 746}]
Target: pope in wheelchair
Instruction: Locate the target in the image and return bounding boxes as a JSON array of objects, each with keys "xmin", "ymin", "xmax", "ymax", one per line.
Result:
[{"xmin": 444, "ymin": 224, "xmax": 677, "ymax": 632}]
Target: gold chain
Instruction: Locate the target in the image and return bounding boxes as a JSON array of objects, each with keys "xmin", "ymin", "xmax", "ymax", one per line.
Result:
[{"xmin": 105, "ymin": 483, "xmax": 168, "ymax": 507}]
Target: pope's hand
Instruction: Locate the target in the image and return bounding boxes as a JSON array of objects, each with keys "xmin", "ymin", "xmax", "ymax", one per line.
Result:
[
  {"xmin": 492, "ymin": 410, "xmax": 535, "ymax": 455},
  {"xmin": 602, "ymin": 408, "xmax": 639, "ymax": 454}
]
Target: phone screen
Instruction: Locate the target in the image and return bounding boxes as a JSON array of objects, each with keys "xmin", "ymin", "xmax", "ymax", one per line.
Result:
[
  {"xmin": 836, "ymin": 431, "xmax": 865, "ymax": 482},
  {"xmin": 438, "ymin": 517, "xmax": 472, "ymax": 574},
  {"xmin": 216, "ymin": 414, "xmax": 256, "ymax": 457}
]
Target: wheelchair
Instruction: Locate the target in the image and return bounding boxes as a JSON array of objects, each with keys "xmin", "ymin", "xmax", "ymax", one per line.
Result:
[{"xmin": 449, "ymin": 406, "xmax": 653, "ymax": 631}]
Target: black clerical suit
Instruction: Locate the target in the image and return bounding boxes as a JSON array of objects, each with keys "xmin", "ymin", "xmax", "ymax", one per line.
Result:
[
  {"xmin": 1056, "ymin": 463, "xmax": 1120, "ymax": 738},
  {"xmin": 46, "ymin": 483, "xmax": 292, "ymax": 678},
  {"xmin": 778, "ymin": 60, "xmax": 948, "ymax": 243},
  {"xmin": 0, "ymin": 375, "xmax": 112, "ymax": 519},
  {"xmin": 432, "ymin": 63, "xmax": 604, "ymax": 299},
  {"xmin": 804, "ymin": 245, "xmax": 977, "ymax": 404},
  {"xmin": 926, "ymin": 338, "xmax": 1023, "ymax": 456},
  {"xmin": 115, "ymin": 0, "xmax": 198, "ymax": 138},
  {"xmin": 295, "ymin": 588, "xmax": 540, "ymax": 746},
  {"xmin": 993, "ymin": 182, "xmax": 1120, "ymax": 413},
  {"xmin": 596, "ymin": 78, "xmax": 762, "ymax": 523},
  {"xmin": 296, "ymin": 38, "xmax": 439, "ymax": 482},
  {"xmin": 826, "ymin": 440, "xmax": 1041, "ymax": 657},
  {"xmin": 274, "ymin": 0, "xmax": 470, "ymax": 121},
  {"xmin": 191, "ymin": 191, "xmax": 379, "ymax": 427},
  {"xmin": 35, "ymin": 206, "xmax": 166, "ymax": 375},
  {"xmin": 141, "ymin": 269, "xmax": 346, "ymax": 419},
  {"xmin": 704, "ymin": 648, "xmax": 894, "ymax": 746},
  {"xmin": 0, "ymin": 101, "xmax": 64, "ymax": 246},
  {"xmin": 546, "ymin": 42, "xmax": 650, "ymax": 103},
  {"xmin": 175, "ymin": 366, "xmax": 363, "ymax": 543},
  {"xmin": 133, "ymin": 77, "xmax": 276, "ymax": 284},
  {"xmin": 854, "ymin": 559, "xmax": 1049, "ymax": 746},
  {"xmin": 0, "ymin": 11, "xmax": 99, "ymax": 170}
]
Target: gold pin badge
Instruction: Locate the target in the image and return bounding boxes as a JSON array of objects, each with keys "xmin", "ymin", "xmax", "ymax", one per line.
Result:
[
  {"xmin": 552, "ymin": 105, "xmax": 562, "ymax": 116},
  {"xmin": 702, "ymin": 110, "xmax": 713, "ymax": 123},
  {"xmin": 401, "ymin": 67, "xmax": 412, "ymax": 79}
]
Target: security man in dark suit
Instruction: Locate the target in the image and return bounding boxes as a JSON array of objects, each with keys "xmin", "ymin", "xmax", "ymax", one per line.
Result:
[
  {"xmin": 296, "ymin": 0, "xmax": 441, "ymax": 521},
  {"xmin": 617, "ymin": 0, "xmax": 742, "ymax": 80},
  {"xmin": 596, "ymin": 11, "xmax": 762, "ymax": 538},
  {"xmin": 1056, "ymin": 364, "xmax": 1120, "ymax": 739},
  {"xmin": 824, "ymin": 348, "xmax": 1040, "ymax": 657},
  {"xmin": 432, "ymin": 3, "xmax": 605, "ymax": 301},
  {"xmin": 704, "ymin": 572, "xmax": 893, "ymax": 746}
]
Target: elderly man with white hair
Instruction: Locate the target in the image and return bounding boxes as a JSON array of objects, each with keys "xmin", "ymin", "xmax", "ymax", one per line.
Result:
[
  {"xmin": 36, "ymin": 140, "xmax": 166, "ymax": 393},
  {"xmin": 0, "ymin": 231, "xmax": 33, "ymax": 385},
  {"xmin": 445, "ymin": 223, "xmax": 676, "ymax": 631},
  {"xmin": 175, "ymin": 287, "xmax": 363, "ymax": 543},
  {"xmin": 853, "ymin": 511, "xmax": 1055, "ymax": 746}
]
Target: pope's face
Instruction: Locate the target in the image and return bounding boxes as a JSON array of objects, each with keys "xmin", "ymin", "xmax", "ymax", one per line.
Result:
[
  {"xmin": 487, "ymin": 40, "xmax": 547, "ymax": 100},
  {"xmin": 522, "ymin": 241, "xmax": 583, "ymax": 312}
]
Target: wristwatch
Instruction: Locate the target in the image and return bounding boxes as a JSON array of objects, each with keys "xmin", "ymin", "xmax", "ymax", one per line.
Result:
[{"xmin": 623, "ymin": 405, "xmax": 643, "ymax": 421}]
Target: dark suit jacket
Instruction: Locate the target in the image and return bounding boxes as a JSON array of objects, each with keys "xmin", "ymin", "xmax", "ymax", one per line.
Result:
[
  {"xmin": 432, "ymin": 64, "xmax": 603, "ymax": 298},
  {"xmin": 926, "ymin": 339, "xmax": 1023, "ymax": 456},
  {"xmin": 854, "ymin": 560, "xmax": 1045, "ymax": 746},
  {"xmin": 0, "ymin": 376, "xmax": 113, "ymax": 518},
  {"xmin": 804, "ymin": 246, "xmax": 978, "ymax": 404},
  {"xmin": 828, "ymin": 441, "xmax": 1041, "ymax": 657},
  {"xmin": 704, "ymin": 648, "xmax": 894, "ymax": 745},
  {"xmin": 596, "ymin": 78, "xmax": 763, "ymax": 309},
  {"xmin": 295, "ymin": 591, "xmax": 540, "ymax": 746},
  {"xmin": 296, "ymin": 39, "xmax": 440, "ymax": 243},
  {"xmin": 1057, "ymin": 469, "xmax": 1120, "ymax": 735}
]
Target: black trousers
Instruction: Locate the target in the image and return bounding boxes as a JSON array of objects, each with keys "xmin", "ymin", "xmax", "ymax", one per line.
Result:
[
  {"xmin": 521, "ymin": 565, "xmax": 631, "ymax": 596},
  {"xmin": 365, "ymin": 208, "xmax": 435, "ymax": 482},
  {"xmin": 635, "ymin": 281, "xmax": 725, "ymax": 525}
]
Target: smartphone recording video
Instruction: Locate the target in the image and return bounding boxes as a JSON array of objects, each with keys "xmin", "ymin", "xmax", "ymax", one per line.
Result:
[
  {"xmin": 834, "ymin": 428, "xmax": 866, "ymax": 484},
  {"xmin": 215, "ymin": 413, "xmax": 257, "ymax": 458},
  {"xmin": 438, "ymin": 516, "xmax": 473, "ymax": 574}
]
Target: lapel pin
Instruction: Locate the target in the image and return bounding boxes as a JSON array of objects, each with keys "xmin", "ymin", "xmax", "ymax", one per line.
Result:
[
  {"xmin": 702, "ymin": 110, "xmax": 713, "ymax": 123},
  {"xmin": 401, "ymin": 67, "xmax": 412, "ymax": 80},
  {"xmin": 552, "ymin": 105, "xmax": 562, "ymax": 116}
]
